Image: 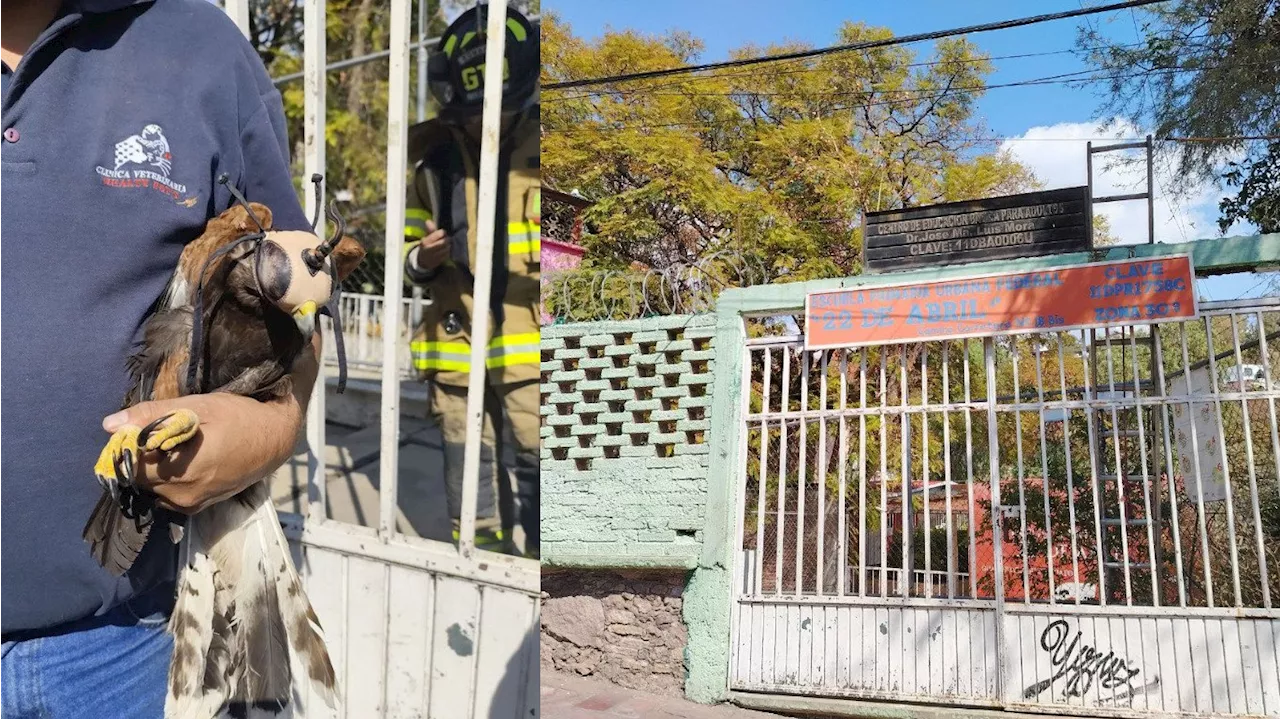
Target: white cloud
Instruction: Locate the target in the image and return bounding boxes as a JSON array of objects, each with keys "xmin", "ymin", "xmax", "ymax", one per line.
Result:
[{"xmin": 999, "ymin": 119, "xmax": 1254, "ymax": 246}]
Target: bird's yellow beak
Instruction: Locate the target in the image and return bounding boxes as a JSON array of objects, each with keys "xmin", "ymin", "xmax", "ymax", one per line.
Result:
[{"xmin": 293, "ymin": 300, "xmax": 318, "ymax": 319}]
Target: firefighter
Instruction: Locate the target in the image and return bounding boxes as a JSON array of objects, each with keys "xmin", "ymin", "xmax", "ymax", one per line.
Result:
[{"xmin": 402, "ymin": 5, "xmax": 539, "ymax": 558}]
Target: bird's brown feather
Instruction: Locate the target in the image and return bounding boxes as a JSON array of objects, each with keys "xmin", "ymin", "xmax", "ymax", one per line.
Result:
[{"xmin": 82, "ymin": 199, "xmax": 356, "ymax": 718}]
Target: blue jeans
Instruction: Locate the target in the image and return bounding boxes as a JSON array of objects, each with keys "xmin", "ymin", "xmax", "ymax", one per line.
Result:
[{"xmin": 1, "ymin": 585, "xmax": 174, "ymax": 718}]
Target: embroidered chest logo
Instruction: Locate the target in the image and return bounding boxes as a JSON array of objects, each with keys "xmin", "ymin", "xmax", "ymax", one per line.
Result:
[{"xmin": 94, "ymin": 124, "xmax": 193, "ymax": 202}]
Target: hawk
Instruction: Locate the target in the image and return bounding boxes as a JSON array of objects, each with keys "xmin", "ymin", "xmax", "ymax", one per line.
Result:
[{"xmin": 82, "ymin": 175, "xmax": 365, "ymax": 718}]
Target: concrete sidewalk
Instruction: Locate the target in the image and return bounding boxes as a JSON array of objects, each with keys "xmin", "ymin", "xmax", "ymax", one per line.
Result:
[
  {"xmin": 272, "ymin": 415, "xmax": 530, "ymax": 553},
  {"xmin": 541, "ymin": 673, "xmax": 787, "ymax": 718}
]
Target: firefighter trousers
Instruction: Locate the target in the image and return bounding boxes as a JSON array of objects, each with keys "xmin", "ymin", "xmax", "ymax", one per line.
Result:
[{"xmin": 428, "ymin": 378, "xmax": 539, "ymax": 557}]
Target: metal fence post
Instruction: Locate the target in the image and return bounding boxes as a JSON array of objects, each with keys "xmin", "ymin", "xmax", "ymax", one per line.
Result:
[
  {"xmin": 303, "ymin": 0, "xmax": 328, "ymax": 522},
  {"xmin": 224, "ymin": 0, "xmax": 250, "ymax": 38},
  {"xmin": 379, "ymin": 0, "xmax": 412, "ymax": 541},
  {"xmin": 457, "ymin": 0, "xmax": 511, "ymax": 558}
]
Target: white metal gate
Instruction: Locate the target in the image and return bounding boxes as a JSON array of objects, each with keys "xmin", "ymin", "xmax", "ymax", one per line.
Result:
[
  {"xmin": 729, "ymin": 297, "xmax": 1280, "ymax": 717},
  {"xmin": 220, "ymin": 1, "xmax": 542, "ymax": 716}
]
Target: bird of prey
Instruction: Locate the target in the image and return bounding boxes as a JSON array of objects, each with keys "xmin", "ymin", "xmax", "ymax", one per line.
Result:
[{"xmin": 82, "ymin": 175, "xmax": 364, "ymax": 718}]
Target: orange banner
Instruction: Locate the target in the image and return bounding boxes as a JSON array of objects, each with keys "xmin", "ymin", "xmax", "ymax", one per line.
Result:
[{"xmin": 805, "ymin": 255, "xmax": 1198, "ymax": 349}]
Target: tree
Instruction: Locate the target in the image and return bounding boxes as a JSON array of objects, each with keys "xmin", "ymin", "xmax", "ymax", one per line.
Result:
[
  {"xmin": 1076, "ymin": 0, "xmax": 1279, "ymax": 232},
  {"xmin": 542, "ymin": 15, "xmax": 1040, "ymax": 284},
  {"xmin": 236, "ymin": 0, "xmax": 540, "ymax": 294}
]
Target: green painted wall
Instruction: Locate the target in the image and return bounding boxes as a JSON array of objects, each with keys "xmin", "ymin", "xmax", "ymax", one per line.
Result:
[{"xmin": 541, "ymin": 314, "xmax": 717, "ymax": 569}]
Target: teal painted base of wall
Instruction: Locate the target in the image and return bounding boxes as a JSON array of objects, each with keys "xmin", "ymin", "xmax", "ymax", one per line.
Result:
[{"xmin": 682, "ymin": 561, "xmax": 732, "ymax": 703}]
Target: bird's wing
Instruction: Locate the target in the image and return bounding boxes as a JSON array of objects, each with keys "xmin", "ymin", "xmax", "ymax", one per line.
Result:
[{"xmin": 83, "ymin": 306, "xmax": 194, "ymax": 576}]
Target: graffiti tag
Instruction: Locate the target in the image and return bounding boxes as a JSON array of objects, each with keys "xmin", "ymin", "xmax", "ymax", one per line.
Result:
[{"xmin": 1021, "ymin": 619, "xmax": 1153, "ymax": 701}]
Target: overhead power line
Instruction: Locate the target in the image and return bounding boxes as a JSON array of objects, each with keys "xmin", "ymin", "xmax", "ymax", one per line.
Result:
[
  {"xmin": 542, "ymin": 62, "xmax": 1277, "ymax": 135},
  {"xmin": 543, "ymin": 0, "xmax": 1172, "ymax": 90},
  {"xmin": 549, "ymin": 36, "xmax": 1219, "ymax": 99}
]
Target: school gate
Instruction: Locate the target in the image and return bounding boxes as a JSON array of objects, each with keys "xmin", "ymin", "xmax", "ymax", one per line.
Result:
[{"xmin": 703, "ymin": 235, "xmax": 1280, "ymax": 717}]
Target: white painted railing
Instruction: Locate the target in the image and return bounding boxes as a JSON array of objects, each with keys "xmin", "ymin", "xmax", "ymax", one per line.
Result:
[{"xmin": 323, "ymin": 292, "xmax": 419, "ymax": 378}]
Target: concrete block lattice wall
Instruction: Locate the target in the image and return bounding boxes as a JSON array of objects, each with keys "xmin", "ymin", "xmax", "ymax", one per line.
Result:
[{"xmin": 540, "ymin": 314, "xmax": 717, "ymax": 568}]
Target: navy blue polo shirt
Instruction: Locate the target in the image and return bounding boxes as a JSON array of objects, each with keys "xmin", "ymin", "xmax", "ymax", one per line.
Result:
[{"xmin": 1, "ymin": 0, "xmax": 311, "ymax": 634}]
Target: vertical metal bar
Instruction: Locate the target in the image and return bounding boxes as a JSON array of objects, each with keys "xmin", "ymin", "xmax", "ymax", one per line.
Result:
[
  {"xmin": 1103, "ymin": 332, "xmax": 1134, "ymax": 605},
  {"xmin": 1057, "ymin": 336, "xmax": 1082, "ymax": 605},
  {"xmin": 880, "ymin": 349, "xmax": 889, "ymax": 598},
  {"xmin": 963, "ymin": 339, "xmax": 977, "ymax": 599},
  {"xmin": 224, "ymin": 0, "xmax": 250, "ymax": 37},
  {"xmin": 755, "ymin": 348, "xmax": 771, "ymax": 595},
  {"xmin": 1153, "ymin": 326, "xmax": 1188, "ymax": 607},
  {"xmin": 455, "ymin": 0, "xmax": 510, "ymax": 554},
  {"xmin": 921, "ymin": 347, "xmax": 931, "ymax": 598},
  {"xmin": 817, "ymin": 351, "xmax": 829, "ymax": 596},
  {"xmin": 1180, "ymin": 322, "xmax": 1216, "ymax": 607},
  {"xmin": 303, "ymin": 0, "xmax": 328, "ymax": 523},
  {"xmin": 1081, "ymin": 331, "xmax": 1108, "ymax": 604},
  {"xmin": 942, "ymin": 344, "xmax": 955, "ymax": 599},
  {"xmin": 416, "ymin": 0, "xmax": 429, "ymax": 122},
  {"xmin": 1257, "ymin": 311, "xmax": 1280, "ymax": 519},
  {"xmin": 796, "ymin": 351, "xmax": 810, "ymax": 596},
  {"xmin": 1086, "ymin": 140, "xmax": 1096, "ymax": 246},
  {"xmin": 1128, "ymin": 329, "xmax": 1160, "ymax": 606},
  {"xmin": 1230, "ymin": 313, "xmax": 1270, "ymax": 608},
  {"xmin": 1145, "ymin": 134, "xmax": 1155, "ymax": 245},
  {"xmin": 838, "ymin": 350, "xmax": 849, "ymax": 597},
  {"xmin": 1012, "ymin": 345, "xmax": 1030, "ymax": 603},
  {"xmin": 985, "ymin": 338, "xmax": 1007, "ymax": 688},
  {"xmin": 857, "ymin": 349, "xmax": 868, "ymax": 598},
  {"xmin": 409, "ymin": 0, "xmax": 429, "ymax": 329},
  {"xmin": 900, "ymin": 344, "xmax": 910, "ymax": 598},
  {"xmin": 358, "ymin": 295, "xmax": 370, "ymax": 361},
  {"xmin": 1205, "ymin": 318, "xmax": 1244, "ymax": 606},
  {"xmin": 776, "ymin": 348, "xmax": 791, "ymax": 596},
  {"xmin": 378, "ymin": 0, "xmax": 412, "ymax": 542},
  {"xmin": 1034, "ymin": 346, "xmax": 1056, "ymax": 604}
]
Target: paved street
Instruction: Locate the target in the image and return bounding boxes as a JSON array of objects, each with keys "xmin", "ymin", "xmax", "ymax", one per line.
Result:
[{"xmin": 542, "ymin": 673, "xmax": 786, "ymax": 718}]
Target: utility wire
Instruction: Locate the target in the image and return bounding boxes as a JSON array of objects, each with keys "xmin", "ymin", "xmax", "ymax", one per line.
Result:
[
  {"xmin": 543, "ymin": 0, "xmax": 1173, "ymax": 90},
  {"xmin": 542, "ymin": 62, "xmax": 1277, "ymax": 135},
  {"xmin": 548, "ymin": 37, "xmax": 1220, "ymax": 99}
]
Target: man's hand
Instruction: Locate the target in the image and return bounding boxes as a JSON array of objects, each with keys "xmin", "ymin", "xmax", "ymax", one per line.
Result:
[
  {"xmin": 415, "ymin": 220, "xmax": 449, "ymax": 271},
  {"xmin": 101, "ymin": 334, "xmax": 320, "ymax": 514}
]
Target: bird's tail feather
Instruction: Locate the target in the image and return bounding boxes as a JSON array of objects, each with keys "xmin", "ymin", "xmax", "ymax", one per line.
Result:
[
  {"xmin": 83, "ymin": 489, "xmax": 152, "ymax": 577},
  {"xmin": 165, "ymin": 537, "xmax": 226, "ymax": 719},
  {"xmin": 252, "ymin": 484, "xmax": 339, "ymax": 709},
  {"xmin": 163, "ymin": 480, "xmax": 337, "ymax": 718}
]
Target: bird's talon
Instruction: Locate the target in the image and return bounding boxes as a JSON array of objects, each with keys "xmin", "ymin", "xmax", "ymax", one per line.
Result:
[
  {"xmin": 95, "ymin": 425, "xmax": 142, "ymax": 493},
  {"xmin": 138, "ymin": 409, "xmax": 200, "ymax": 452}
]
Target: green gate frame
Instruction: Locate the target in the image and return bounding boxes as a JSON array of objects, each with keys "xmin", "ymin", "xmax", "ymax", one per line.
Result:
[{"xmin": 684, "ymin": 233, "xmax": 1280, "ymax": 703}]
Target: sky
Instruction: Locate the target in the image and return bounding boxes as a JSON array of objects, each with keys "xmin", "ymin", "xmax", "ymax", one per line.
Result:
[{"xmin": 546, "ymin": 0, "xmax": 1274, "ymax": 301}]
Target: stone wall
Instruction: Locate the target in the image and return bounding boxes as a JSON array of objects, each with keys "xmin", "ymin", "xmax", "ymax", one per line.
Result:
[
  {"xmin": 540, "ymin": 314, "xmax": 716, "ymax": 568},
  {"xmin": 540, "ymin": 569, "xmax": 690, "ymax": 696}
]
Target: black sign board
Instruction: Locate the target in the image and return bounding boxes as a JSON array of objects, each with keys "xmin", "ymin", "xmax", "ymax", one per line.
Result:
[{"xmin": 862, "ymin": 186, "xmax": 1093, "ymax": 273}]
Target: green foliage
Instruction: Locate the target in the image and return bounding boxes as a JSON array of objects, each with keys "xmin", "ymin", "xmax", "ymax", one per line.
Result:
[
  {"xmin": 244, "ymin": 0, "xmax": 540, "ymax": 294},
  {"xmin": 542, "ymin": 14, "xmax": 1040, "ymax": 283},
  {"xmin": 1220, "ymin": 138, "xmax": 1280, "ymax": 233},
  {"xmin": 1076, "ymin": 0, "xmax": 1278, "ymax": 232}
]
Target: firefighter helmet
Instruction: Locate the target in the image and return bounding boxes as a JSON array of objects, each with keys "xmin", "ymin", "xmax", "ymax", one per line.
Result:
[{"xmin": 427, "ymin": 4, "xmax": 538, "ymax": 122}]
